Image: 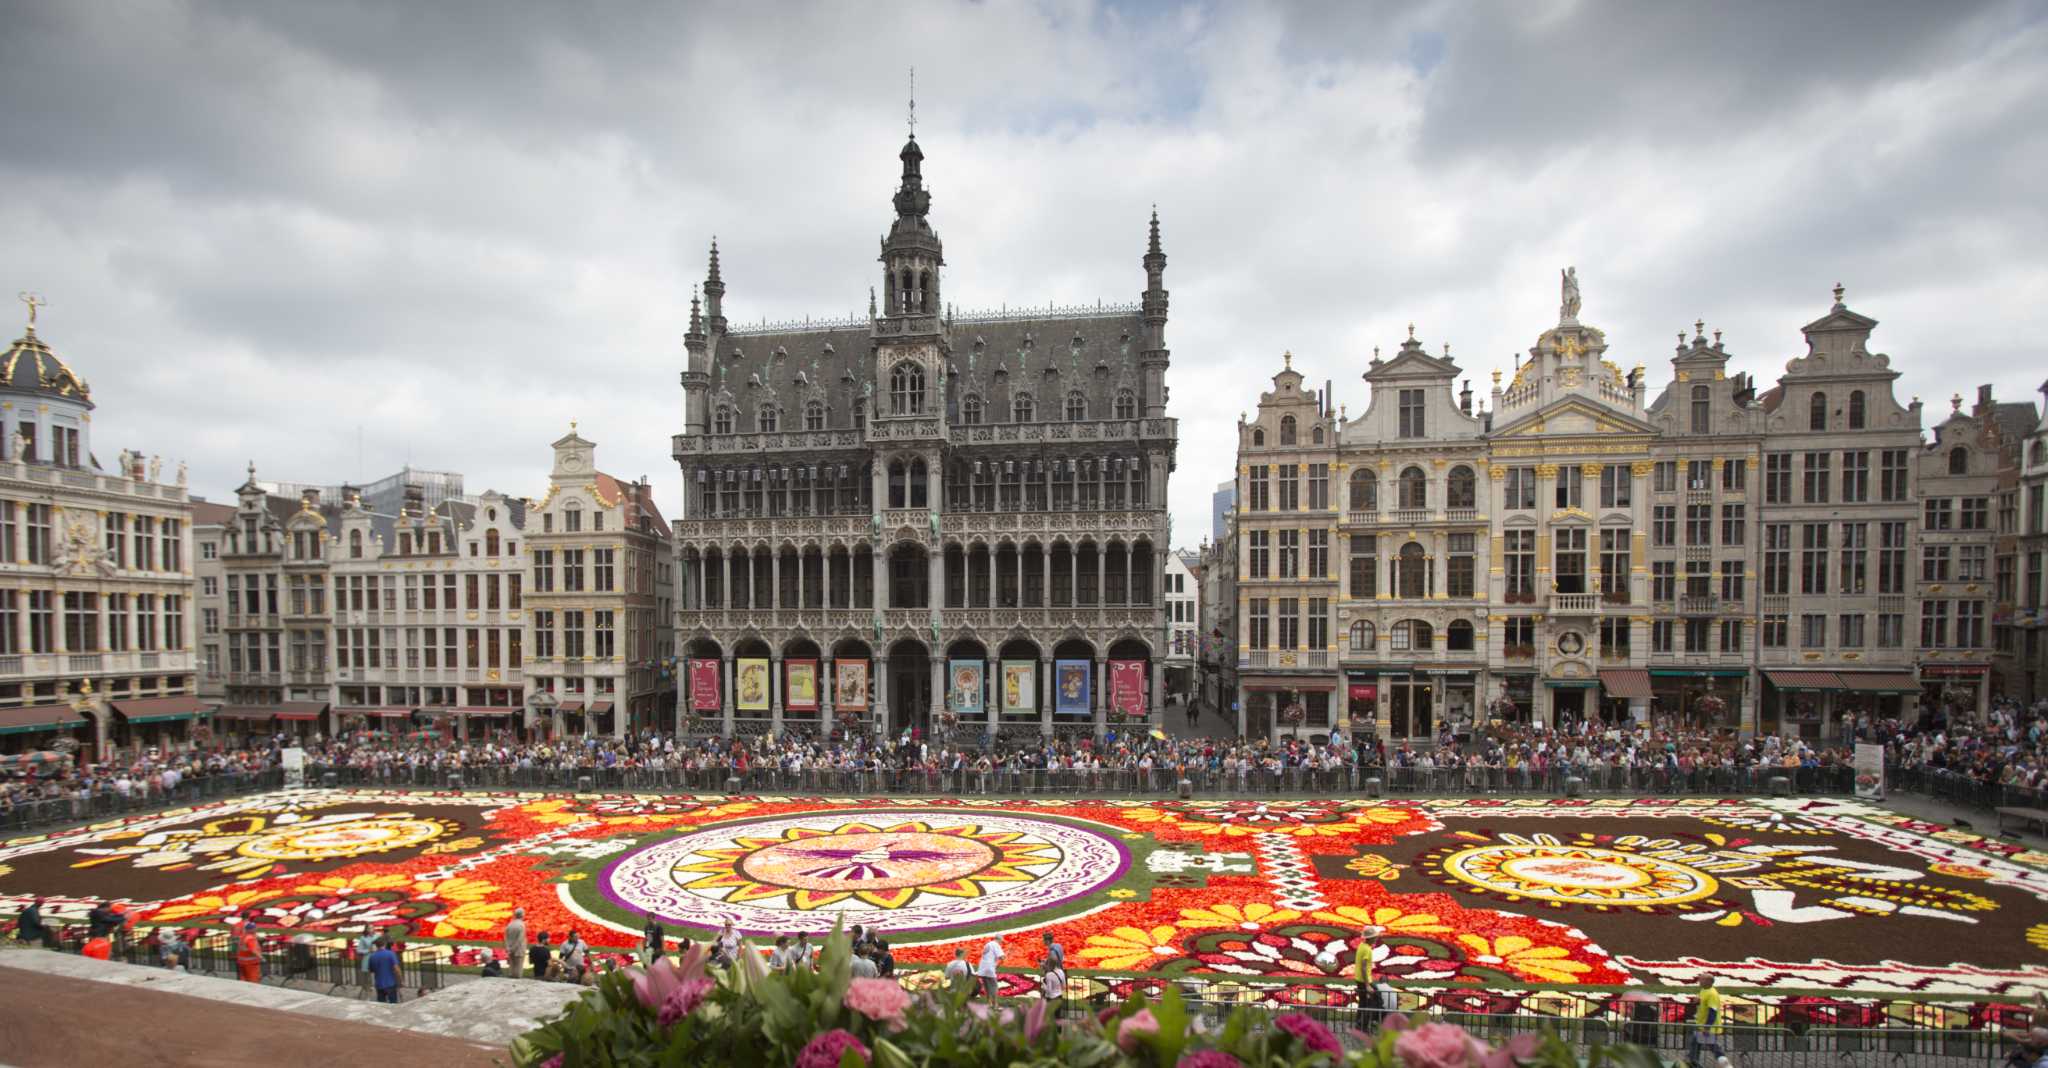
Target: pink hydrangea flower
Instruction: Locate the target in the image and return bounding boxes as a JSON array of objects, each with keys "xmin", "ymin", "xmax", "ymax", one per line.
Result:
[
  {"xmin": 795, "ymin": 1028, "xmax": 870, "ymax": 1068},
  {"xmin": 536, "ymin": 1056, "xmax": 562, "ymax": 1068},
  {"xmin": 1176, "ymin": 1052, "xmax": 1247, "ymax": 1068},
  {"xmin": 1116, "ymin": 1008, "xmax": 1160, "ymax": 1053},
  {"xmin": 1394, "ymin": 1022, "xmax": 1487, "ymax": 1068},
  {"xmin": 1274, "ymin": 1013, "xmax": 1343, "ymax": 1057},
  {"xmin": 844, "ymin": 977, "xmax": 912, "ymax": 1026}
]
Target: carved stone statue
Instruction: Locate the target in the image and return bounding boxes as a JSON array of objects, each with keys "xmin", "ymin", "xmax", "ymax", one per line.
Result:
[
  {"xmin": 1560, "ymin": 267, "xmax": 1582, "ymax": 323},
  {"xmin": 176, "ymin": 461, "xmax": 188, "ymax": 487},
  {"xmin": 12, "ymin": 428, "xmax": 28, "ymax": 462},
  {"xmin": 148, "ymin": 455, "xmax": 162, "ymax": 483},
  {"xmin": 117, "ymin": 449, "xmax": 134, "ymax": 477}
]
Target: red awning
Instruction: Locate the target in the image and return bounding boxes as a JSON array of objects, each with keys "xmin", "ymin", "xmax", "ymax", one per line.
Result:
[
  {"xmin": 1838, "ymin": 672, "xmax": 1920, "ymax": 693},
  {"xmin": 211, "ymin": 707, "xmax": 277, "ymax": 721},
  {"xmin": 556, "ymin": 701, "xmax": 585, "ymax": 713},
  {"xmin": 0, "ymin": 703, "xmax": 86, "ymax": 735},
  {"xmin": 588, "ymin": 700, "xmax": 614, "ymax": 713},
  {"xmin": 110, "ymin": 696, "xmax": 209, "ymax": 722},
  {"xmin": 1765, "ymin": 670, "xmax": 1844, "ymax": 692},
  {"xmin": 1598, "ymin": 669, "xmax": 1654, "ymax": 699},
  {"xmin": 452, "ymin": 707, "xmax": 517, "ymax": 716},
  {"xmin": 273, "ymin": 701, "xmax": 328, "ymax": 722}
]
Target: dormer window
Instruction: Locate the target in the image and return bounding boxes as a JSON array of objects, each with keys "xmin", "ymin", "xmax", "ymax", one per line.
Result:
[
  {"xmin": 1949, "ymin": 446, "xmax": 1969, "ymax": 475},
  {"xmin": 758, "ymin": 406, "xmax": 779, "ymax": 432},
  {"xmin": 1280, "ymin": 415, "xmax": 1297, "ymax": 445},
  {"xmin": 961, "ymin": 394, "xmax": 983, "ymax": 425},
  {"xmin": 349, "ymin": 530, "xmax": 363, "ymax": 559},
  {"xmin": 714, "ymin": 406, "xmax": 735, "ymax": 434},
  {"xmin": 1114, "ymin": 389, "xmax": 1135, "ymax": 419},
  {"xmin": 1690, "ymin": 385, "xmax": 1711, "ymax": 434},
  {"xmin": 564, "ymin": 504, "xmax": 582, "ymax": 533},
  {"xmin": 1848, "ymin": 390, "xmax": 1866, "ymax": 429},
  {"xmin": 1065, "ymin": 391, "xmax": 1087, "ymax": 421},
  {"xmin": 804, "ymin": 400, "xmax": 826, "ymax": 431},
  {"xmin": 1012, "ymin": 391, "xmax": 1035, "ymax": 423},
  {"xmin": 1398, "ymin": 390, "xmax": 1425, "ymax": 439},
  {"xmin": 1252, "ymin": 428, "xmax": 1265, "ymax": 447}
]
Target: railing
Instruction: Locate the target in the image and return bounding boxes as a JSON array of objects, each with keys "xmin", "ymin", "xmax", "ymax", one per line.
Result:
[
  {"xmin": 1389, "ymin": 508, "xmax": 1429, "ymax": 524},
  {"xmin": 140, "ymin": 652, "xmax": 160, "ymax": 669},
  {"xmin": 1445, "ymin": 507, "xmax": 1478, "ymax": 523},
  {"xmin": 0, "ymin": 769, "xmax": 287, "ymax": 835},
  {"xmin": 1239, "ymin": 650, "xmax": 1330, "ymax": 669},
  {"xmin": 66, "ymin": 654, "xmax": 103, "ymax": 672},
  {"xmin": 1760, "ymin": 594, "xmax": 1790, "ymax": 614},
  {"xmin": 1549, "ymin": 592, "xmax": 1597, "ymax": 613},
  {"xmin": 23, "ymin": 922, "xmax": 454, "ymax": 1001},
  {"xmin": 1678, "ymin": 594, "xmax": 1717, "ymax": 614},
  {"xmin": 0, "ymin": 655, "xmax": 20, "ymax": 675}
]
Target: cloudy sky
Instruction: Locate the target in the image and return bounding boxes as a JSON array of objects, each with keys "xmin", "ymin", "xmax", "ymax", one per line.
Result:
[{"xmin": 6, "ymin": 0, "xmax": 2045, "ymax": 543}]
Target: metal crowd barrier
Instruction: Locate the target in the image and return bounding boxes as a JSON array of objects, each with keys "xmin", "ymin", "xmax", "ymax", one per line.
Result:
[
  {"xmin": 1886, "ymin": 765, "xmax": 2047, "ymax": 813},
  {"xmin": 0, "ymin": 769, "xmax": 288, "ymax": 834},
  {"xmin": 61, "ymin": 922, "xmax": 455, "ymax": 999}
]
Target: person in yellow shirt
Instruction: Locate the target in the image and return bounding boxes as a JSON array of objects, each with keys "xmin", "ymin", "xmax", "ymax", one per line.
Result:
[
  {"xmin": 1687, "ymin": 974, "xmax": 1730, "ymax": 1068},
  {"xmin": 1351, "ymin": 925, "xmax": 1385, "ymax": 1032}
]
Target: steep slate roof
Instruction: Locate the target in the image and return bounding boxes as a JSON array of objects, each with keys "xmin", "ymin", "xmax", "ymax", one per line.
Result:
[
  {"xmin": 597, "ymin": 471, "xmax": 671, "ymax": 538},
  {"xmin": 1991, "ymin": 401, "xmax": 2039, "ymax": 445},
  {"xmin": 190, "ymin": 500, "xmax": 238, "ymax": 527}
]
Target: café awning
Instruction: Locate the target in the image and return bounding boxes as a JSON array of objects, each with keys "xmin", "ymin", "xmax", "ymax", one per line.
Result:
[
  {"xmin": 1838, "ymin": 672, "xmax": 1920, "ymax": 693},
  {"xmin": 588, "ymin": 700, "xmax": 614, "ymax": 714},
  {"xmin": 111, "ymin": 696, "xmax": 210, "ymax": 724},
  {"xmin": 274, "ymin": 702, "xmax": 329, "ymax": 722},
  {"xmin": 211, "ymin": 706, "xmax": 278, "ymax": 721},
  {"xmin": 1764, "ymin": 670, "xmax": 1843, "ymax": 692},
  {"xmin": 453, "ymin": 706, "xmax": 518, "ymax": 716},
  {"xmin": 0, "ymin": 703, "xmax": 86, "ymax": 736},
  {"xmin": 1597, "ymin": 669, "xmax": 1654, "ymax": 699}
]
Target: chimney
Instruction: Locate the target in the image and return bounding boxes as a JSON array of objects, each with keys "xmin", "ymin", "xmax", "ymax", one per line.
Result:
[
  {"xmin": 300, "ymin": 488, "xmax": 320, "ymax": 511},
  {"xmin": 1976, "ymin": 384, "xmax": 1993, "ymax": 414},
  {"xmin": 1459, "ymin": 379, "xmax": 1473, "ymax": 415},
  {"xmin": 403, "ymin": 482, "xmax": 425, "ymax": 518}
]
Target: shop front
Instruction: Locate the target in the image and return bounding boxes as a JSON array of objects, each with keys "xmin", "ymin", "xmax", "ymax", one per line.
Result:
[
  {"xmin": 109, "ymin": 697, "xmax": 208, "ymax": 751},
  {"xmin": 1595, "ymin": 668, "xmax": 1651, "ymax": 724},
  {"xmin": 1242, "ymin": 675, "xmax": 1337, "ymax": 742},
  {"xmin": 1492, "ymin": 672, "xmax": 1535, "ymax": 726},
  {"xmin": 1344, "ymin": 673, "xmax": 1379, "ymax": 740},
  {"xmin": 1544, "ymin": 678, "xmax": 1598, "ymax": 728},
  {"xmin": 1648, "ymin": 669, "xmax": 1746, "ymax": 732},
  {"xmin": 1918, "ymin": 663, "xmax": 1988, "ymax": 726},
  {"xmin": 0, "ymin": 703, "xmax": 90, "ymax": 757}
]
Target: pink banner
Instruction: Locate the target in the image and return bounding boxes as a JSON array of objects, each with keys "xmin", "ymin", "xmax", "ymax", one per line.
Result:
[
  {"xmin": 1109, "ymin": 659, "xmax": 1146, "ymax": 718},
  {"xmin": 689, "ymin": 659, "xmax": 722, "ymax": 711}
]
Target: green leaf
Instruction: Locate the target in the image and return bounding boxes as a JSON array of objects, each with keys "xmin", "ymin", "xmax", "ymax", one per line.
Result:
[{"xmin": 871, "ymin": 1037, "xmax": 915, "ymax": 1068}]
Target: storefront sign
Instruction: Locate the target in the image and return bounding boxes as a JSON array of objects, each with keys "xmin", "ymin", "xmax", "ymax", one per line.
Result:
[
  {"xmin": 948, "ymin": 659, "xmax": 984, "ymax": 714},
  {"xmin": 1348, "ymin": 683, "xmax": 1377, "ymax": 705},
  {"xmin": 1054, "ymin": 659, "xmax": 1092, "ymax": 715}
]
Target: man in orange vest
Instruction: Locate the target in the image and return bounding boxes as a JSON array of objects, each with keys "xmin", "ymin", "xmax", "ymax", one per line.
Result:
[{"xmin": 234, "ymin": 922, "xmax": 263, "ymax": 984}]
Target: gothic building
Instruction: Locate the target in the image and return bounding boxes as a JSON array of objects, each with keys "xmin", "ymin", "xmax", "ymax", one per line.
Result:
[{"xmin": 670, "ymin": 133, "xmax": 1177, "ymax": 739}]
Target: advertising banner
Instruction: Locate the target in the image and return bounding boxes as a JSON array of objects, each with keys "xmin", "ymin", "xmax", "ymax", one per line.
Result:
[
  {"xmin": 1855, "ymin": 742, "xmax": 1886, "ymax": 799},
  {"xmin": 1110, "ymin": 659, "xmax": 1146, "ymax": 718},
  {"xmin": 947, "ymin": 659, "xmax": 984, "ymax": 715},
  {"xmin": 689, "ymin": 659, "xmax": 722, "ymax": 712},
  {"xmin": 1054, "ymin": 659, "xmax": 1092, "ymax": 715},
  {"xmin": 1000, "ymin": 660, "xmax": 1037, "ymax": 715},
  {"xmin": 736, "ymin": 658, "xmax": 771, "ymax": 711},
  {"xmin": 785, "ymin": 659, "xmax": 819, "ymax": 712},
  {"xmin": 835, "ymin": 660, "xmax": 870, "ymax": 711}
]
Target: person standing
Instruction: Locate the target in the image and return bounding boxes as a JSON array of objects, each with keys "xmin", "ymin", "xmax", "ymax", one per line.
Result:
[
  {"xmin": 366, "ymin": 937, "xmax": 402, "ymax": 1004},
  {"xmin": 976, "ymin": 936, "xmax": 1003, "ymax": 1003},
  {"xmin": 943, "ymin": 947, "xmax": 973, "ymax": 993},
  {"xmin": 233, "ymin": 921, "xmax": 263, "ymax": 984},
  {"xmin": 642, "ymin": 912, "xmax": 666, "ymax": 965},
  {"xmin": 794, "ymin": 931, "xmax": 814, "ymax": 972},
  {"xmin": 14, "ymin": 899, "xmax": 49, "ymax": 949},
  {"xmin": 1687, "ymin": 975, "xmax": 1729, "ymax": 1068},
  {"xmin": 528, "ymin": 930, "xmax": 552, "ymax": 981},
  {"xmin": 355, "ymin": 926, "xmax": 380, "ymax": 997},
  {"xmin": 504, "ymin": 908, "xmax": 528, "ymax": 979},
  {"xmin": 1352, "ymin": 925, "xmax": 1384, "ymax": 1031},
  {"xmin": 714, "ymin": 920, "xmax": 741, "ymax": 968}
]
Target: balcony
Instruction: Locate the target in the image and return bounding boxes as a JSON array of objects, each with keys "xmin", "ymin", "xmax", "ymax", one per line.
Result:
[
  {"xmin": 1760, "ymin": 595, "xmax": 1790, "ymax": 615},
  {"xmin": 1240, "ymin": 650, "xmax": 1332, "ymax": 670},
  {"xmin": 1389, "ymin": 508, "xmax": 1430, "ymax": 525},
  {"xmin": 0, "ymin": 655, "xmax": 18, "ymax": 675},
  {"xmin": 1679, "ymin": 594, "xmax": 1718, "ymax": 614},
  {"xmin": 1446, "ymin": 508, "xmax": 1479, "ymax": 523},
  {"xmin": 1549, "ymin": 592, "xmax": 1599, "ymax": 614},
  {"xmin": 1686, "ymin": 489, "xmax": 1714, "ymax": 505},
  {"xmin": 66, "ymin": 654, "xmax": 103, "ymax": 672}
]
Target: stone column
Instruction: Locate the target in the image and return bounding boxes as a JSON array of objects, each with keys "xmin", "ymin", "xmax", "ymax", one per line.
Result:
[
  {"xmin": 875, "ymin": 541, "xmax": 891, "ymax": 611},
  {"xmin": 1092, "ymin": 655, "xmax": 1107, "ymax": 738},
  {"xmin": 874, "ymin": 655, "xmax": 889, "ymax": 737},
  {"xmin": 770, "ymin": 653, "xmax": 784, "ymax": 735},
  {"xmin": 1040, "ymin": 543, "xmax": 1052, "ymax": 610},
  {"xmin": 721, "ymin": 653, "xmax": 735, "ymax": 738},
  {"xmin": 928, "ymin": 655, "xmax": 944, "ymax": 729},
  {"xmin": 985, "ymin": 656, "xmax": 1000, "ymax": 739},
  {"xmin": 1127, "ymin": 545, "xmax": 1138, "ymax": 607},
  {"xmin": 1149, "ymin": 655, "xmax": 1164, "ymax": 723},
  {"xmin": 1040, "ymin": 655, "xmax": 1054, "ymax": 737}
]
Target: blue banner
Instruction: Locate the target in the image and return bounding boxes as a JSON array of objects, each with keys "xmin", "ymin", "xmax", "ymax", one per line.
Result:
[{"xmin": 1054, "ymin": 659, "xmax": 1092, "ymax": 715}]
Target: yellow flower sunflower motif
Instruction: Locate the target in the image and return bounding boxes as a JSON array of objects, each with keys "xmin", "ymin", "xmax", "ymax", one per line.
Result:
[
  {"xmin": 1107, "ymin": 888, "xmax": 1138, "ymax": 899},
  {"xmin": 294, "ymin": 873, "xmax": 415, "ymax": 896},
  {"xmin": 423, "ymin": 836, "xmax": 486, "ymax": 856},
  {"xmin": 1076, "ymin": 925, "xmax": 1183, "ymax": 970},
  {"xmin": 1176, "ymin": 903, "xmax": 1302, "ymax": 932},
  {"xmin": 561, "ymin": 873, "xmax": 588, "ymax": 882},
  {"xmin": 518, "ymin": 799, "xmax": 585, "ymax": 827},
  {"xmin": 1455, "ymin": 934, "xmax": 1591, "ymax": 984},
  {"xmin": 1313, "ymin": 904, "xmax": 1451, "ymax": 935},
  {"xmin": 151, "ymin": 888, "xmax": 285, "ymax": 923},
  {"xmin": 411, "ymin": 876, "xmax": 498, "ymax": 904},
  {"xmin": 2027, "ymin": 923, "xmax": 2048, "ymax": 952},
  {"xmin": 427, "ymin": 899, "xmax": 515, "ymax": 938},
  {"xmin": 1929, "ymin": 862, "xmax": 1994, "ymax": 880},
  {"xmin": 1345, "ymin": 854, "xmax": 1403, "ymax": 881},
  {"xmin": 1348, "ymin": 807, "xmax": 1415, "ymax": 827},
  {"xmin": 699, "ymin": 802, "xmax": 759, "ymax": 821},
  {"xmin": 0, "ymin": 862, "xmax": 12, "ymax": 879},
  {"xmin": 1119, "ymin": 809, "xmax": 1179, "ymax": 826}
]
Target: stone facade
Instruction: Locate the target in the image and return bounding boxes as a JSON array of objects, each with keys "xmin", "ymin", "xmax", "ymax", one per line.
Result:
[
  {"xmin": 2010, "ymin": 387, "xmax": 2048, "ymax": 703},
  {"xmin": 670, "ymin": 133, "xmax": 1175, "ymax": 740},
  {"xmin": 0, "ymin": 312, "xmax": 201, "ymax": 757}
]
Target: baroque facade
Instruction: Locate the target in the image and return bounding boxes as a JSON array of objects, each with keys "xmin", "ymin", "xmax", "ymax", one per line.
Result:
[
  {"xmin": 2011, "ymin": 387, "xmax": 2048, "ymax": 703},
  {"xmin": 671, "ymin": 133, "xmax": 1176, "ymax": 739},
  {"xmin": 0, "ymin": 306, "xmax": 201, "ymax": 757},
  {"xmin": 1223, "ymin": 273, "xmax": 2009, "ymax": 743}
]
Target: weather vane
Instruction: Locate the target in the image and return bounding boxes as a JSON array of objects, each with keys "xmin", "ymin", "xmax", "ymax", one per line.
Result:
[
  {"xmin": 18, "ymin": 291, "xmax": 47, "ymax": 330},
  {"xmin": 908, "ymin": 66, "xmax": 917, "ymax": 136}
]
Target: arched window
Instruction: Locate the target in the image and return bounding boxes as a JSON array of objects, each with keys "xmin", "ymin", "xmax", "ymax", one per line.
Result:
[
  {"xmin": 349, "ymin": 529, "xmax": 364, "ymax": 559},
  {"xmin": 1399, "ymin": 466, "xmax": 1428, "ymax": 510},
  {"xmin": 1949, "ymin": 446, "xmax": 1969, "ymax": 475},
  {"xmin": 1114, "ymin": 389, "xmax": 1136, "ymax": 419},
  {"xmin": 1280, "ymin": 415, "xmax": 1298, "ymax": 445},
  {"xmin": 1312, "ymin": 425, "xmax": 1324, "ymax": 444},
  {"xmin": 887, "ymin": 461, "xmax": 907, "ymax": 509},
  {"xmin": 1065, "ymin": 391, "xmax": 1087, "ymax": 421},
  {"xmin": 1349, "ymin": 469, "xmax": 1378, "ymax": 511},
  {"xmin": 804, "ymin": 401, "xmax": 826, "ymax": 431},
  {"xmin": 890, "ymin": 362, "xmax": 925, "ymax": 415},
  {"xmin": 1349, "ymin": 620, "xmax": 1376, "ymax": 652},
  {"xmin": 1847, "ymin": 390, "xmax": 1866, "ymax": 430},
  {"xmin": 961, "ymin": 394, "xmax": 983, "ymax": 425},
  {"xmin": 1012, "ymin": 392, "xmax": 1035, "ymax": 423},
  {"xmin": 757, "ymin": 405, "xmax": 778, "ymax": 433},
  {"xmin": 1390, "ymin": 619, "xmax": 1433, "ymax": 651},
  {"xmin": 1809, "ymin": 391, "xmax": 1827, "ymax": 431},
  {"xmin": 1398, "ymin": 541, "xmax": 1427, "ymax": 598},
  {"xmin": 1447, "ymin": 619, "xmax": 1475, "ymax": 651},
  {"xmin": 1251, "ymin": 428, "xmax": 1265, "ymax": 446},
  {"xmin": 714, "ymin": 406, "xmax": 735, "ymax": 434},
  {"xmin": 1447, "ymin": 466, "xmax": 1476, "ymax": 509},
  {"xmin": 1690, "ymin": 385, "xmax": 1711, "ymax": 434},
  {"xmin": 485, "ymin": 529, "xmax": 500, "ymax": 557},
  {"xmin": 909, "ymin": 458, "xmax": 928, "ymax": 508}
]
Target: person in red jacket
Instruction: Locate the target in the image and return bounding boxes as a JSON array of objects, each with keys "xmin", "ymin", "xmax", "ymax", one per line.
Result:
[{"xmin": 234, "ymin": 922, "xmax": 263, "ymax": 983}]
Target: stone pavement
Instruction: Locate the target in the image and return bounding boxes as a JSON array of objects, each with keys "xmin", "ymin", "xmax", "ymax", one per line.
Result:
[{"xmin": 0, "ymin": 948, "xmax": 582, "ymax": 1067}]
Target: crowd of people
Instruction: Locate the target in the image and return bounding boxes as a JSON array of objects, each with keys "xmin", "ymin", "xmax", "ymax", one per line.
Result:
[
  {"xmin": 1884, "ymin": 695, "xmax": 2048, "ymax": 795},
  {"xmin": 0, "ymin": 747, "xmax": 281, "ymax": 824}
]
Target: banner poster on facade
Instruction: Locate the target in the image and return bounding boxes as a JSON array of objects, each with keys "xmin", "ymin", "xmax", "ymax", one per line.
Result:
[
  {"xmin": 689, "ymin": 660, "xmax": 722, "ymax": 711},
  {"xmin": 1855, "ymin": 742, "xmax": 1886, "ymax": 799},
  {"xmin": 736, "ymin": 658, "xmax": 771, "ymax": 711},
  {"xmin": 785, "ymin": 659, "xmax": 819, "ymax": 711},
  {"xmin": 1000, "ymin": 660, "xmax": 1037, "ymax": 715},
  {"xmin": 835, "ymin": 659, "xmax": 870, "ymax": 711},
  {"xmin": 1109, "ymin": 659, "xmax": 1146, "ymax": 718},
  {"xmin": 1054, "ymin": 659, "xmax": 1092, "ymax": 715},
  {"xmin": 281, "ymin": 747, "xmax": 305, "ymax": 789},
  {"xmin": 948, "ymin": 659, "xmax": 985, "ymax": 714}
]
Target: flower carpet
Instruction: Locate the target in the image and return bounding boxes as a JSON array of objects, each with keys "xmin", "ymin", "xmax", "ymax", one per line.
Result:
[{"xmin": 3, "ymin": 790, "xmax": 2045, "ymax": 1000}]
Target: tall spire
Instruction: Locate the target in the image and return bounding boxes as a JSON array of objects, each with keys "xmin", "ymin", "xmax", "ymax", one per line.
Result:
[
  {"xmin": 703, "ymin": 237, "xmax": 726, "ymax": 331},
  {"xmin": 1148, "ymin": 205, "xmax": 1162, "ymax": 256},
  {"xmin": 908, "ymin": 65, "xmax": 917, "ymax": 138},
  {"xmin": 687, "ymin": 284, "xmax": 703, "ymax": 336}
]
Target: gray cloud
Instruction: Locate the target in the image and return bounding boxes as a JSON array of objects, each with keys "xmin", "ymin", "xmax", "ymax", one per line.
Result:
[{"xmin": 2, "ymin": 0, "xmax": 2044, "ymax": 538}]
